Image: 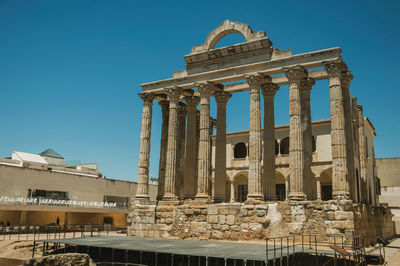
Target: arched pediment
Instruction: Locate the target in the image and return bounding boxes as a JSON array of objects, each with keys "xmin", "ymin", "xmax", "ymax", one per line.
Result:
[{"xmin": 191, "ymin": 20, "xmax": 267, "ymax": 53}]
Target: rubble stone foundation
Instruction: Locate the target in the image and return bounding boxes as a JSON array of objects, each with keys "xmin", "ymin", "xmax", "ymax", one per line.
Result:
[{"xmin": 128, "ymin": 200, "xmax": 395, "ymax": 243}]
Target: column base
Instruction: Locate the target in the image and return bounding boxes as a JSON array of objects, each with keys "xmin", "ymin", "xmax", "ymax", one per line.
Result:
[
  {"xmin": 134, "ymin": 195, "xmax": 150, "ymax": 205},
  {"xmin": 247, "ymin": 194, "xmax": 263, "ymax": 201},
  {"xmin": 288, "ymin": 192, "xmax": 307, "ymax": 201},
  {"xmin": 333, "ymin": 191, "xmax": 351, "ymax": 201},
  {"xmin": 194, "ymin": 195, "xmax": 213, "ymax": 204}
]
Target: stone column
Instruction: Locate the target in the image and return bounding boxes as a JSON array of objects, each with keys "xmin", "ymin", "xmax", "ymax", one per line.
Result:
[
  {"xmin": 135, "ymin": 92, "xmax": 155, "ymax": 201},
  {"xmin": 195, "ymin": 82, "xmax": 215, "ymax": 200},
  {"xmin": 261, "ymin": 78, "xmax": 279, "ymax": 200},
  {"xmin": 214, "ymin": 91, "xmax": 231, "ymax": 202},
  {"xmin": 325, "ymin": 58, "xmax": 352, "ymax": 200},
  {"xmin": 316, "ymin": 176, "xmax": 322, "ymax": 201},
  {"xmin": 357, "ymin": 104, "xmax": 367, "ymax": 203},
  {"xmin": 285, "ymin": 178, "xmax": 289, "ymax": 201},
  {"xmin": 342, "ymin": 73, "xmax": 355, "ymax": 200},
  {"xmin": 245, "ymin": 73, "xmax": 265, "ymax": 201},
  {"xmin": 183, "ymin": 96, "xmax": 200, "ymax": 199},
  {"xmin": 230, "ymin": 181, "xmax": 235, "ymax": 202},
  {"xmin": 157, "ymin": 100, "xmax": 169, "ymax": 200},
  {"xmin": 176, "ymin": 103, "xmax": 187, "ymax": 199},
  {"xmin": 300, "ymin": 77, "xmax": 315, "ymax": 199},
  {"xmin": 163, "ymin": 88, "xmax": 182, "ymax": 201},
  {"xmin": 285, "ymin": 66, "xmax": 309, "ymax": 201}
]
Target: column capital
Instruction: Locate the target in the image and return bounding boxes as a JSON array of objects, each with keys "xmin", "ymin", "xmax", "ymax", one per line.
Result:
[
  {"xmin": 324, "ymin": 57, "xmax": 348, "ymax": 77},
  {"xmin": 213, "ymin": 91, "xmax": 231, "ymax": 104},
  {"xmin": 341, "ymin": 70, "xmax": 353, "ymax": 89},
  {"xmin": 195, "ymin": 81, "xmax": 219, "ymax": 97},
  {"xmin": 245, "ymin": 72, "xmax": 269, "ymax": 89},
  {"xmin": 178, "ymin": 102, "xmax": 187, "ymax": 116},
  {"xmin": 138, "ymin": 92, "xmax": 155, "ymax": 103},
  {"xmin": 184, "ymin": 96, "xmax": 200, "ymax": 109},
  {"xmin": 285, "ymin": 65, "xmax": 308, "ymax": 83},
  {"xmin": 261, "ymin": 82, "xmax": 279, "ymax": 97},
  {"xmin": 158, "ymin": 99, "xmax": 169, "ymax": 109},
  {"xmin": 167, "ymin": 87, "xmax": 183, "ymax": 102},
  {"xmin": 300, "ymin": 77, "xmax": 315, "ymax": 94}
]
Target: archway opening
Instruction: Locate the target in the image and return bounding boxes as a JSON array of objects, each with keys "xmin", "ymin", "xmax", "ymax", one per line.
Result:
[
  {"xmin": 214, "ymin": 33, "xmax": 247, "ymax": 49},
  {"xmin": 233, "ymin": 173, "xmax": 248, "ymax": 202}
]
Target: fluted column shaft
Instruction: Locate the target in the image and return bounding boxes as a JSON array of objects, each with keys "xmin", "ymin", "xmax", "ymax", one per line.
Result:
[
  {"xmin": 357, "ymin": 105, "xmax": 368, "ymax": 202},
  {"xmin": 163, "ymin": 88, "xmax": 182, "ymax": 200},
  {"xmin": 214, "ymin": 91, "xmax": 231, "ymax": 202},
  {"xmin": 157, "ymin": 100, "xmax": 169, "ymax": 200},
  {"xmin": 196, "ymin": 82, "xmax": 214, "ymax": 200},
  {"xmin": 261, "ymin": 80, "xmax": 279, "ymax": 200},
  {"xmin": 285, "ymin": 66, "xmax": 311, "ymax": 201},
  {"xmin": 183, "ymin": 96, "xmax": 200, "ymax": 199},
  {"xmin": 136, "ymin": 93, "xmax": 155, "ymax": 200},
  {"xmin": 325, "ymin": 59, "xmax": 353, "ymax": 200},
  {"xmin": 176, "ymin": 103, "xmax": 187, "ymax": 199},
  {"xmin": 246, "ymin": 73, "xmax": 264, "ymax": 200},
  {"xmin": 300, "ymin": 78, "xmax": 315, "ymax": 199}
]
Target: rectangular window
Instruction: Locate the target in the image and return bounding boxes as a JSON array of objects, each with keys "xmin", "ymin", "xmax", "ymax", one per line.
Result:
[{"xmin": 31, "ymin": 189, "xmax": 68, "ymax": 200}]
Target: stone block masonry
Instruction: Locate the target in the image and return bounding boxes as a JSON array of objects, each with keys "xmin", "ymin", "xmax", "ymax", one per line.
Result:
[{"xmin": 128, "ymin": 200, "xmax": 395, "ymax": 244}]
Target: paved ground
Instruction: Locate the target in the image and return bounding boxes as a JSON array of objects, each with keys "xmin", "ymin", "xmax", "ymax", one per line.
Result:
[{"xmin": 380, "ymin": 238, "xmax": 400, "ymax": 265}]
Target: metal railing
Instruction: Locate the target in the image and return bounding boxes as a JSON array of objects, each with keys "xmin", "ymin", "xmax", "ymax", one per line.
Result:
[
  {"xmin": 265, "ymin": 234, "xmax": 386, "ymax": 266},
  {"xmin": 0, "ymin": 196, "xmax": 128, "ymax": 209},
  {"xmin": 0, "ymin": 224, "xmax": 120, "ymax": 241}
]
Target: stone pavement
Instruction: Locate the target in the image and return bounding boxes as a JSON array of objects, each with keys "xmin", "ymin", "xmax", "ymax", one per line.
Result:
[{"xmin": 381, "ymin": 238, "xmax": 400, "ymax": 266}]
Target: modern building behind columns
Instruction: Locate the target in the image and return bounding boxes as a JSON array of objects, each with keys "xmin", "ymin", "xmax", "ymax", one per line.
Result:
[
  {"xmin": 0, "ymin": 149, "xmax": 157, "ymax": 228},
  {"xmin": 128, "ymin": 20, "xmax": 394, "ymax": 241}
]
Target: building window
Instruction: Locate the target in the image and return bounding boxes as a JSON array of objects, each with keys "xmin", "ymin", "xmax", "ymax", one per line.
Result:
[
  {"xmin": 31, "ymin": 189, "xmax": 68, "ymax": 200},
  {"xmin": 280, "ymin": 137, "xmax": 289, "ymax": 155},
  {"xmin": 234, "ymin": 142, "xmax": 247, "ymax": 158}
]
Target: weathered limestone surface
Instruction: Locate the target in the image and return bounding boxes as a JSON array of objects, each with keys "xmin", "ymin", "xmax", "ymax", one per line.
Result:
[
  {"xmin": 286, "ymin": 66, "xmax": 310, "ymax": 201},
  {"xmin": 136, "ymin": 93, "xmax": 155, "ymax": 200},
  {"xmin": 183, "ymin": 96, "xmax": 200, "ymax": 199},
  {"xmin": 195, "ymin": 82, "xmax": 215, "ymax": 200},
  {"xmin": 325, "ymin": 58, "xmax": 352, "ymax": 200},
  {"xmin": 24, "ymin": 253, "xmax": 95, "ymax": 266},
  {"xmin": 157, "ymin": 100, "xmax": 169, "ymax": 200},
  {"xmin": 127, "ymin": 201, "xmax": 395, "ymax": 243},
  {"xmin": 214, "ymin": 91, "xmax": 231, "ymax": 202},
  {"xmin": 261, "ymin": 77, "xmax": 279, "ymax": 200},
  {"xmin": 163, "ymin": 88, "xmax": 182, "ymax": 200},
  {"xmin": 246, "ymin": 73, "xmax": 264, "ymax": 200}
]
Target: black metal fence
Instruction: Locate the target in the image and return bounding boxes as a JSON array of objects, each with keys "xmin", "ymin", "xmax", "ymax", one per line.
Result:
[
  {"xmin": 265, "ymin": 234, "xmax": 386, "ymax": 266},
  {"xmin": 0, "ymin": 224, "xmax": 116, "ymax": 241}
]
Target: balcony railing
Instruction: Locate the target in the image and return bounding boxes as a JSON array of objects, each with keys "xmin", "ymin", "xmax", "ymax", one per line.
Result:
[{"xmin": 0, "ymin": 196, "xmax": 128, "ymax": 209}]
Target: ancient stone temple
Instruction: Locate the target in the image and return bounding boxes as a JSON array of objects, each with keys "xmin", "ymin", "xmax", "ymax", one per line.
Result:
[{"xmin": 128, "ymin": 20, "xmax": 394, "ymax": 242}]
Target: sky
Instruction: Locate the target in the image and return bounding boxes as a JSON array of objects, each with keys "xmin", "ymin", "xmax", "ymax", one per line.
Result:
[{"xmin": 0, "ymin": 0, "xmax": 399, "ymax": 182}]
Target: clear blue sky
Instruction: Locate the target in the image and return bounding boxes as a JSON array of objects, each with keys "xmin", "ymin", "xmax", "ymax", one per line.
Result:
[{"xmin": 1, "ymin": 0, "xmax": 399, "ymax": 182}]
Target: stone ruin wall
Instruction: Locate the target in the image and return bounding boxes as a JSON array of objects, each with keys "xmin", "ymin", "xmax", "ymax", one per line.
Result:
[{"xmin": 128, "ymin": 200, "xmax": 395, "ymax": 243}]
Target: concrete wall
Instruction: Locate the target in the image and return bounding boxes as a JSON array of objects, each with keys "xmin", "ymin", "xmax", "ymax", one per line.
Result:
[
  {"xmin": 376, "ymin": 158, "xmax": 400, "ymax": 187},
  {"xmin": 0, "ymin": 164, "xmax": 157, "ymax": 202}
]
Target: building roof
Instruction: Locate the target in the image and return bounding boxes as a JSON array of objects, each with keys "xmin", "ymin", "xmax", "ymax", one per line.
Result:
[
  {"xmin": 39, "ymin": 149, "xmax": 64, "ymax": 159},
  {"xmin": 12, "ymin": 151, "xmax": 48, "ymax": 164}
]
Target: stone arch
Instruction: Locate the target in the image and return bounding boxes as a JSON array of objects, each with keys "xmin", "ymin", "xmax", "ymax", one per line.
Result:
[{"xmin": 203, "ymin": 20, "xmax": 266, "ymax": 51}]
